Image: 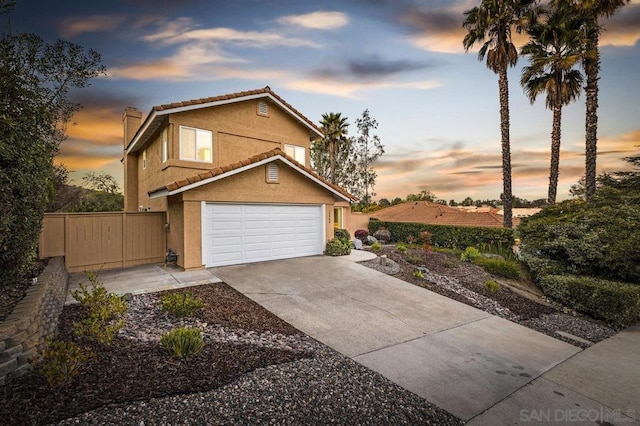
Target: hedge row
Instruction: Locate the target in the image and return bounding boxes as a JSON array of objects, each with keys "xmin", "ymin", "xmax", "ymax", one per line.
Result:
[
  {"xmin": 368, "ymin": 220, "xmax": 514, "ymax": 250},
  {"xmin": 539, "ymin": 274, "xmax": 640, "ymax": 329}
]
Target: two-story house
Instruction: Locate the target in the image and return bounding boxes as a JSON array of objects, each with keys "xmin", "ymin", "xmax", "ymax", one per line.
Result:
[{"xmin": 122, "ymin": 86, "xmax": 356, "ymax": 270}]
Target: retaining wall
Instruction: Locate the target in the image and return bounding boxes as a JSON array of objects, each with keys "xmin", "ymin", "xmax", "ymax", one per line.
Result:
[{"xmin": 0, "ymin": 257, "xmax": 68, "ymax": 385}]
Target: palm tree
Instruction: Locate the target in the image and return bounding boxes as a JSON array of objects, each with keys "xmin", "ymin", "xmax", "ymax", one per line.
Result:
[
  {"xmin": 319, "ymin": 112, "xmax": 349, "ymax": 184},
  {"xmin": 463, "ymin": 0, "xmax": 536, "ymax": 228},
  {"xmin": 521, "ymin": 4, "xmax": 584, "ymax": 204},
  {"xmin": 555, "ymin": 0, "xmax": 629, "ymax": 200}
]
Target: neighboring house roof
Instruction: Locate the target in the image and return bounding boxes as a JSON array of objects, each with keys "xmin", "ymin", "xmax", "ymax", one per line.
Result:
[
  {"xmin": 371, "ymin": 201, "xmax": 459, "ymax": 223},
  {"xmin": 372, "ymin": 201, "xmax": 518, "ymax": 228},
  {"xmin": 147, "ymin": 148, "xmax": 357, "ymax": 203},
  {"xmin": 126, "ymin": 86, "xmax": 324, "ymax": 153}
]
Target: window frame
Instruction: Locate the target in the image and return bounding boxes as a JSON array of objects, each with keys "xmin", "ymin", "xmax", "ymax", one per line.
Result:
[
  {"xmin": 333, "ymin": 207, "xmax": 343, "ymax": 229},
  {"xmin": 179, "ymin": 125, "xmax": 213, "ymax": 163},
  {"xmin": 284, "ymin": 144, "xmax": 306, "ymax": 166},
  {"xmin": 161, "ymin": 127, "xmax": 168, "ymax": 163},
  {"xmin": 142, "ymin": 149, "xmax": 147, "ymax": 170}
]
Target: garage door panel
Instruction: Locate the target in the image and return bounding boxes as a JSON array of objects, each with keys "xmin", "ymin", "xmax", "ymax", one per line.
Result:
[{"xmin": 203, "ymin": 203, "xmax": 324, "ymax": 267}]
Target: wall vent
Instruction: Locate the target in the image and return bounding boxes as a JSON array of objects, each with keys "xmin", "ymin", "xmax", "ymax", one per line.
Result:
[
  {"xmin": 258, "ymin": 101, "xmax": 268, "ymax": 116},
  {"xmin": 267, "ymin": 163, "xmax": 278, "ymax": 182}
]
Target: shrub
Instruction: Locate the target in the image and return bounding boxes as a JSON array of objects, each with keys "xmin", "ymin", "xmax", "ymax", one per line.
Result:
[
  {"xmin": 518, "ymin": 199, "xmax": 640, "ymax": 283},
  {"xmin": 368, "ymin": 219, "xmax": 514, "ymax": 250},
  {"xmin": 396, "ymin": 242, "xmax": 407, "ymax": 253},
  {"xmin": 413, "ymin": 270, "xmax": 425, "ymax": 279},
  {"xmin": 354, "ymin": 229, "xmax": 369, "ymax": 243},
  {"xmin": 371, "ymin": 242, "xmax": 381, "ymax": 252},
  {"xmin": 539, "ymin": 274, "xmax": 640, "ymax": 329},
  {"xmin": 160, "ymin": 291, "xmax": 205, "ymax": 318},
  {"xmin": 40, "ymin": 340, "xmax": 93, "ymax": 388},
  {"xmin": 334, "ymin": 228, "xmax": 350, "ymax": 241},
  {"xmin": 473, "ymin": 257, "xmax": 521, "ymax": 279},
  {"xmin": 161, "ymin": 327, "xmax": 205, "ymax": 358},
  {"xmin": 72, "ymin": 271, "xmax": 127, "ymax": 346},
  {"xmin": 484, "ymin": 279, "xmax": 500, "ymax": 293},
  {"xmin": 405, "ymin": 254, "xmax": 423, "ymax": 265},
  {"xmin": 461, "ymin": 246, "xmax": 481, "ymax": 262},
  {"xmin": 373, "ymin": 227, "xmax": 391, "ymax": 244},
  {"xmin": 325, "ymin": 238, "xmax": 351, "ymax": 256}
]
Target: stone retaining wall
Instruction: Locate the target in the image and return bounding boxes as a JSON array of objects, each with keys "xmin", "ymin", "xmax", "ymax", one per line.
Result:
[{"xmin": 0, "ymin": 257, "xmax": 68, "ymax": 385}]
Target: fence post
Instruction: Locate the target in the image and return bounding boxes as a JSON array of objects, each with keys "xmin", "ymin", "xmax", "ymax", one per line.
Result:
[{"xmin": 122, "ymin": 212, "xmax": 127, "ymax": 268}]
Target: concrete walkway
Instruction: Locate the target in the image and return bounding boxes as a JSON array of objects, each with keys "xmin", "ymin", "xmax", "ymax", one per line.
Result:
[
  {"xmin": 213, "ymin": 256, "xmax": 640, "ymax": 424},
  {"xmin": 66, "ymin": 263, "xmax": 221, "ymax": 304}
]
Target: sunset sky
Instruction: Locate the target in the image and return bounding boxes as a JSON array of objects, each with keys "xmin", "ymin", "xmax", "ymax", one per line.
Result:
[{"xmin": 11, "ymin": 0, "xmax": 640, "ymax": 202}]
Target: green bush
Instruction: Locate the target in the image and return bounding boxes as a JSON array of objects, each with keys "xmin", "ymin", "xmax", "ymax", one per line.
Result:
[
  {"xmin": 161, "ymin": 327, "xmax": 205, "ymax": 358},
  {"xmin": 484, "ymin": 279, "xmax": 500, "ymax": 293},
  {"xmin": 325, "ymin": 238, "xmax": 351, "ymax": 256},
  {"xmin": 368, "ymin": 219, "xmax": 513, "ymax": 250},
  {"xmin": 405, "ymin": 254, "xmax": 423, "ymax": 265},
  {"xmin": 160, "ymin": 291, "xmax": 205, "ymax": 318},
  {"xmin": 371, "ymin": 242, "xmax": 381, "ymax": 252},
  {"xmin": 72, "ymin": 272, "xmax": 127, "ymax": 346},
  {"xmin": 473, "ymin": 257, "xmax": 521, "ymax": 279},
  {"xmin": 518, "ymin": 199, "xmax": 640, "ymax": 283},
  {"xmin": 334, "ymin": 228, "xmax": 350, "ymax": 241},
  {"xmin": 539, "ymin": 274, "xmax": 640, "ymax": 329},
  {"xmin": 461, "ymin": 246, "xmax": 481, "ymax": 262},
  {"xmin": 40, "ymin": 340, "xmax": 93, "ymax": 388},
  {"xmin": 396, "ymin": 242, "xmax": 407, "ymax": 253},
  {"xmin": 413, "ymin": 270, "xmax": 425, "ymax": 279}
]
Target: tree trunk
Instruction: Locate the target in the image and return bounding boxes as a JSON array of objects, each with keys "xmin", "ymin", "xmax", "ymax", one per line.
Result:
[
  {"xmin": 498, "ymin": 66, "xmax": 513, "ymax": 228},
  {"xmin": 584, "ymin": 29, "xmax": 600, "ymax": 201},
  {"xmin": 329, "ymin": 140, "xmax": 336, "ymax": 184},
  {"xmin": 548, "ymin": 104, "xmax": 562, "ymax": 205}
]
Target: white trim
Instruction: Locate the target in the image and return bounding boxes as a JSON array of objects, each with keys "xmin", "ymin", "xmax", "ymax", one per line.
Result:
[
  {"xmin": 148, "ymin": 154, "xmax": 353, "ymax": 202},
  {"xmin": 127, "ymin": 93, "xmax": 323, "ymax": 154},
  {"xmin": 201, "ymin": 200, "xmax": 207, "ymax": 267}
]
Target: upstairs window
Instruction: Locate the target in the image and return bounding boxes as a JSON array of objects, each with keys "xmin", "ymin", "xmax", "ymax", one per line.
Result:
[
  {"xmin": 142, "ymin": 149, "xmax": 147, "ymax": 170},
  {"xmin": 284, "ymin": 144, "xmax": 306, "ymax": 166},
  {"xmin": 180, "ymin": 126, "xmax": 212, "ymax": 163},
  {"xmin": 162, "ymin": 128, "xmax": 168, "ymax": 163}
]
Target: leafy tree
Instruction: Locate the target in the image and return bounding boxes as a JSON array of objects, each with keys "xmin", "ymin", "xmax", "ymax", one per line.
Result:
[
  {"xmin": 521, "ymin": 3, "xmax": 584, "ymax": 204},
  {"xmin": 391, "ymin": 197, "xmax": 403, "ymax": 206},
  {"xmin": 463, "ymin": 0, "xmax": 536, "ymax": 228},
  {"xmin": 82, "ymin": 171, "xmax": 120, "ymax": 194},
  {"xmin": 461, "ymin": 196, "xmax": 475, "ymax": 206},
  {"xmin": 353, "ymin": 109, "xmax": 385, "ymax": 205},
  {"xmin": 554, "ymin": 0, "xmax": 630, "ymax": 200},
  {"xmin": 0, "ymin": 4, "xmax": 105, "ymax": 287},
  {"xmin": 319, "ymin": 112, "xmax": 349, "ymax": 184},
  {"xmin": 378, "ymin": 198, "xmax": 391, "ymax": 207},
  {"xmin": 406, "ymin": 190, "xmax": 436, "ymax": 202},
  {"xmin": 449, "ymin": 199, "xmax": 459, "ymax": 206}
]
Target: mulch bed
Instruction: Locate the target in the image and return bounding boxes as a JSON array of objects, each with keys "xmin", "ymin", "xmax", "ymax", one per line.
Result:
[
  {"xmin": 376, "ymin": 247, "xmax": 557, "ymax": 320},
  {"xmin": 0, "ymin": 283, "xmax": 309, "ymax": 425}
]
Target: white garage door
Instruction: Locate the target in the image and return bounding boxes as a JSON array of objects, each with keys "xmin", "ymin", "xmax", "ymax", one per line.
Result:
[{"xmin": 202, "ymin": 203, "xmax": 325, "ymax": 267}]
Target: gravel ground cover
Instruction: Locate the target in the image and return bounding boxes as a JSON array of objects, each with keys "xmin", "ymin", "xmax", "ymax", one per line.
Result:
[
  {"xmin": 360, "ymin": 246, "xmax": 616, "ymax": 348},
  {"xmin": 0, "ymin": 282, "xmax": 462, "ymax": 425}
]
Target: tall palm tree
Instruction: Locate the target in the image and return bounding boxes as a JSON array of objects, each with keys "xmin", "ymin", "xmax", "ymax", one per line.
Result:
[
  {"xmin": 319, "ymin": 112, "xmax": 349, "ymax": 184},
  {"xmin": 555, "ymin": 0, "xmax": 629, "ymax": 200},
  {"xmin": 521, "ymin": 4, "xmax": 584, "ymax": 204},
  {"xmin": 463, "ymin": 0, "xmax": 536, "ymax": 228}
]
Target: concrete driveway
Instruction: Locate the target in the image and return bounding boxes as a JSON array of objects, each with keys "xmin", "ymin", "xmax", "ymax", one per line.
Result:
[{"xmin": 212, "ymin": 256, "xmax": 583, "ymax": 421}]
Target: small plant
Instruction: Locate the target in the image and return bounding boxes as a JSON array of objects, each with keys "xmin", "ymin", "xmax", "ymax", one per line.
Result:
[
  {"xmin": 371, "ymin": 242, "xmax": 381, "ymax": 252},
  {"xmin": 334, "ymin": 228, "xmax": 350, "ymax": 241},
  {"xmin": 460, "ymin": 246, "xmax": 482, "ymax": 262},
  {"xmin": 354, "ymin": 229, "xmax": 369, "ymax": 243},
  {"xmin": 161, "ymin": 327, "xmax": 205, "ymax": 358},
  {"xmin": 405, "ymin": 254, "xmax": 423, "ymax": 265},
  {"xmin": 420, "ymin": 231, "xmax": 433, "ymax": 252},
  {"xmin": 396, "ymin": 242, "xmax": 407, "ymax": 253},
  {"xmin": 160, "ymin": 291, "xmax": 205, "ymax": 317},
  {"xmin": 474, "ymin": 257, "xmax": 521, "ymax": 279},
  {"xmin": 406, "ymin": 235, "xmax": 416, "ymax": 245},
  {"xmin": 40, "ymin": 340, "xmax": 93, "ymax": 388},
  {"xmin": 325, "ymin": 238, "xmax": 351, "ymax": 256},
  {"xmin": 413, "ymin": 270, "xmax": 425, "ymax": 279},
  {"xmin": 484, "ymin": 279, "xmax": 500, "ymax": 293},
  {"xmin": 72, "ymin": 272, "xmax": 127, "ymax": 346}
]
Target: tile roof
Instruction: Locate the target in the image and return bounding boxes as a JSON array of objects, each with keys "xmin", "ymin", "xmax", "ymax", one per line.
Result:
[
  {"xmin": 371, "ymin": 201, "xmax": 518, "ymax": 228},
  {"xmin": 152, "ymin": 86, "xmax": 323, "ymax": 136},
  {"xmin": 148, "ymin": 148, "xmax": 357, "ymax": 202}
]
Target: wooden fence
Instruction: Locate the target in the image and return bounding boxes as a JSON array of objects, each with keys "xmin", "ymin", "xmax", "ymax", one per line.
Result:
[{"xmin": 39, "ymin": 212, "xmax": 167, "ymax": 273}]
